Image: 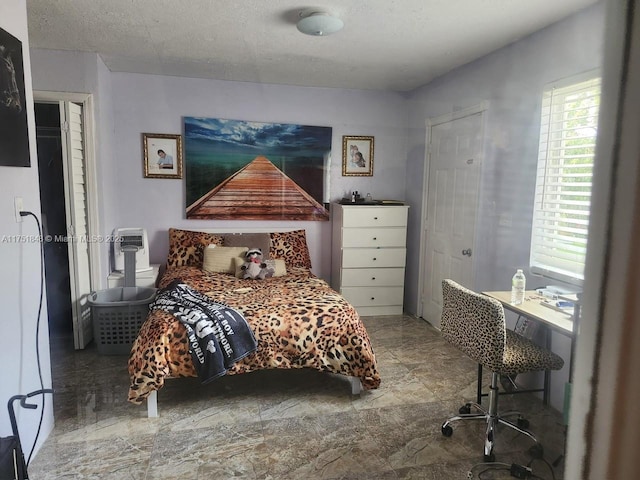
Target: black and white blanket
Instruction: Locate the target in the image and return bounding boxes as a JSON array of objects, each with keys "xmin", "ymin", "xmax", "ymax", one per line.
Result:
[{"xmin": 149, "ymin": 280, "xmax": 258, "ymax": 383}]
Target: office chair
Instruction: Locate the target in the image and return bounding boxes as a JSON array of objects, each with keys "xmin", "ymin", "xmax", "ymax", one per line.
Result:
[{"xmin": 439, "ymin": 279, "xmax": 564, "ymax": 461}]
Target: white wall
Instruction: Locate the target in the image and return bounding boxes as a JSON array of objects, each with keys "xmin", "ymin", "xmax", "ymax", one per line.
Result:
[
  {"xmin": 404, "ymin": 3, "xmax": 605, "ymax": 412},
  {"xmin": 0, "ymin": 0, "xmax": 53, "ymax": 456}
]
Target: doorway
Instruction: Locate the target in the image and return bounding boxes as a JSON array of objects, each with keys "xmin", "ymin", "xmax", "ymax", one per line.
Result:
[
  {"xmin": 419, "ymin": 105, "xmax": 486, "ymax": 327},
  {"xmin": 35, "ymin": 103, "xmax": 72, "ymax": 337},
  {"xmin": 34, "ymin": 93, "xmax": 99, "ymax": 349}
]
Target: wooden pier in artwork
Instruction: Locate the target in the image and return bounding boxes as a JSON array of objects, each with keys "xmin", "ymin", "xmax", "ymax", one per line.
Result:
[{"xmin": 186, "ymin": 155, "xmax": 329, "ymax": 220}]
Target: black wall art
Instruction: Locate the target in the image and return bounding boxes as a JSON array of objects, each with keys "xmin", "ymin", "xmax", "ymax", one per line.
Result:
[{"xmin": 0, "ymin": 27, "xmax": 30, "ymax": 167}]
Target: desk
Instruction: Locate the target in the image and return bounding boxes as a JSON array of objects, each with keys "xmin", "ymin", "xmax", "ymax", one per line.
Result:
[
  {"xmin": 481, "ymin": 290, "xmax": 579, "ymax": 406},
  {"xmin": 483, "ymin": 291, "xmax": 575, "ymax": 337}
]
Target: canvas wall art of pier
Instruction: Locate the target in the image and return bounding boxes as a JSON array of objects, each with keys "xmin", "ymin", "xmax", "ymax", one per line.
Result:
[{"xmin": 184, "ymin": 117, "xmax": 332, "ymax": 221}]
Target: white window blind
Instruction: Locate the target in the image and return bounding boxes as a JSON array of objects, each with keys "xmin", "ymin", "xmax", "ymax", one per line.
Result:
[{"xmin": 530, "ymin": 74, "xmax": 601, "ymax": 285}]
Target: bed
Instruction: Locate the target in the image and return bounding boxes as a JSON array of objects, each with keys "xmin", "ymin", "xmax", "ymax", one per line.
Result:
[{"xmin": 127, "ymin": 228, "xmax": 381, "ymax": 416}]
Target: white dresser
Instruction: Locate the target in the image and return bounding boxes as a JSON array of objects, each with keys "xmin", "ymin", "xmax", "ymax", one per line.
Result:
[{"xmin": 331, "ymin": 203, "xmax": 409, "ymax": 316}]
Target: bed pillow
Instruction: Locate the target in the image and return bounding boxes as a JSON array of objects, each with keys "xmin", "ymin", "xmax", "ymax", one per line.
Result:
[
  {"xmin": 269, "ymin": 229, "xmax": 312, "ymax": 269},
  {"xmin": 203, "ymin": 245, "xmax": 249, "ymax": 274},
  {"xmin": 233, "ymin": 257, "xmax": 287, "ymax": 278},
  {"xmin": 167, "ymin": 228, "xmax": 224, "ymax": 267},
  {"xmin": 223, "ymin": 233, "xmax": 271, "ymax": 260}
]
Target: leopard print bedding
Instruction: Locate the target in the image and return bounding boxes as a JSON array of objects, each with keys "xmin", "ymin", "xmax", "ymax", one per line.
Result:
[
  {"xmin": 127, "ymin": 266, "xmax": 381, "ymax": 404},
  {"xmin": 166, "ymin": 228, "xmax": 224, "ymax": 267},
  {"xmin": 269, "ymin": 230, "xmax": 312, "ymax": 269}
]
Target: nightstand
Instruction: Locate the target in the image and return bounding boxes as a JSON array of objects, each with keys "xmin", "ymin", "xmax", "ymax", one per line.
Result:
[{"xmin": 107, "ymin": 264, "xmax": 160, "ymax": 288}]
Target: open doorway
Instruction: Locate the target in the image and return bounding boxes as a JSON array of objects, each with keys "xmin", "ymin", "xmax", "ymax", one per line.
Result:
[
  {"xmin": 34, "ymin": 93, "xmax": 100, "ymax": 349},
  {"xmin": 35, "ymin": 103, "xmax": 73, "ymax": 339}
]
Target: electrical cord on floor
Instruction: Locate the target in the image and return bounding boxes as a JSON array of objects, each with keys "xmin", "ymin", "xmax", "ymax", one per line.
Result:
[
  {"xmin": 527, "ymin": 456, "xmax": 557, "ymax": 480},
  {"xmin": 467, "ymin": 462, "xmax": 512, "ymax": 478},
  {"xmin": 20, "ymin": 211, "xmax": 47, "ymax": 466},
  {"xmin": 468, "ymin": 459, "xmax": 557, "ymax": 479}
]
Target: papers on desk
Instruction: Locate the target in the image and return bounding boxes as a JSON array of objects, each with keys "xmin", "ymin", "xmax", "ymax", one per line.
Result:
[
  {"xmin": 536, "ymin": 285, "xmax": 578, "ymax": 300},
  {"xmin": 540, "ymin": 299, "xmax": 575, "ymax": 316}
]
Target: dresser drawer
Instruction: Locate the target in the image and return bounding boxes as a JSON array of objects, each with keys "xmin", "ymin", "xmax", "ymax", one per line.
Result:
[
  {"xmin": 341, "ymin": 286, "xmax": 404, "ymax": 307},
  {"xmin": 341, "ymin": 268, "xmax": 405, "ymax": 287},
  {"xmin": 341, "ymin": 248, "xmax": 406, "ymax": 268},
  {"xmin": 355, "ymin": 305, "xmax": 404, "ymax": 316},
  {"xmin": 342, "ymin": 206, "xmax": 408, "ymax": 227},
  {"xmin": 342, "ymin": 227, "xmax": 406, "ymax": 248}
]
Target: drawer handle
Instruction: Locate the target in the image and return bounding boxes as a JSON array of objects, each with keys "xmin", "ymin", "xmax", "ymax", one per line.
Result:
[
  {"xmin": 373, "ymin": 257, "xmax": 377, "ymax": 261},
  {"xmin": 373, "ymin": 237, "xmax": 377, "ymax": 241},
  {"xmin": 372, "ymin": 277, "xmax": 376, "ymax": 280},
  {"xmin": 371, "ymin": 297, "xmax": 375, "ymax": 300}
]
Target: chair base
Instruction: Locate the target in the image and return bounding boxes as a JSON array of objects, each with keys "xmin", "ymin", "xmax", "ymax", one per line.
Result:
[
  {"xmin": 442, "ymin": 372, "xmax": 543, "ymax": 461},
  {"xmin": 476, "ymin": 364, "xmax": 551, "ymax": 405}
]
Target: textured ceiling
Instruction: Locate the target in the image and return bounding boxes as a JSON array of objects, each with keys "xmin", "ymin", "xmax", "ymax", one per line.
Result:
[{"xmin": 26, "ymin": 0, "xmax": 598, "ymax": 92}]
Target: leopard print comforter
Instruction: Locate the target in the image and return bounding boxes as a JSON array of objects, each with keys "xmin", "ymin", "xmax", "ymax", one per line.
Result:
[{"xmin": 127, "ymin": 266, "xmax": 381, "ymax": 404}]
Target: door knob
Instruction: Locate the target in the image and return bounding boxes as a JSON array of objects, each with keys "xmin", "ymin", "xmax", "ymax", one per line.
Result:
[{"xmin": 462, "ymin": 248, "xmax": 472, "ymax": 257}]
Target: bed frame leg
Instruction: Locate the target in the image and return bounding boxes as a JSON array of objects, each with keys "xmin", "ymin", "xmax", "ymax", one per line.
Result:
[
  {"xmin": 350, "ymin": 377, "xmax": 363, "ymax": 395},
  {"xmin": 147, "ymin": 391, "xmax": 158, "ymax": 418}
]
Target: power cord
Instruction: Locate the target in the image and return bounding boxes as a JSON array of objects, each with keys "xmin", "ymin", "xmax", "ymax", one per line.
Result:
[
  {"xmin": 19, "ymin": 211, "xmax": 49, "ymax": 466},
  {"xmin": 468, "ymin": 460, "xmax": 556, "ymax": 479},
  {"xmin": 510, "ymin": 463, "xmax": 533, "ymax": 478},
  {"xmin": 468, "ymin": 462, "xmax": 511, "ymax": 478},
  {"xmin": 527, "ymin": 456, "xmax": 557, "ymax": 480}
]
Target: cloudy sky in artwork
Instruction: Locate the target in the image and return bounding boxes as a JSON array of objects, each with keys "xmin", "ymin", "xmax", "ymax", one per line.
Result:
[{"xmin": 184, "ymin": 117, "xmax": 331, "ymax": 155}]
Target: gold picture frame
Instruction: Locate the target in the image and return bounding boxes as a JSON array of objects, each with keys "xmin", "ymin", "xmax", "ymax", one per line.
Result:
[
  {"xmin": 142, "ymin": 133, "xmax": 183, "ymax": 179},
  {"xmin": 342, "ymin": 135, "xmax": 374, "ymax": 176}
]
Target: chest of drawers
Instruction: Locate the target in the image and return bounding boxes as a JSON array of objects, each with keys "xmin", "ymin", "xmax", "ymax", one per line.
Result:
[{"xmin": 331, "ymin": 204, "xmax": 409, "ymax": 316}]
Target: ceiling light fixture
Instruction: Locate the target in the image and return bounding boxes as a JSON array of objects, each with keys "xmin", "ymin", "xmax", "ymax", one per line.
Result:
[{"xmin": 296, "ymin": 11, "xmax": 344, "ymax": 36}]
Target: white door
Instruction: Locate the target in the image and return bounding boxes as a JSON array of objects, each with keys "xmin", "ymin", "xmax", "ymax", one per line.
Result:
[
  {"xmin": 420, "ymin": 110, "xmax": 483, "ymax": 327},
  {"xmin": 60, "ymin": 101, "xmax": 93, "ymax": 348}
]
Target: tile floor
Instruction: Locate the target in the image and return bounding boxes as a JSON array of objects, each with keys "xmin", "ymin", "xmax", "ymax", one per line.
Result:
[{"xmin": 29, "ymin": 315, "xmax": 566, "ymax": 479}]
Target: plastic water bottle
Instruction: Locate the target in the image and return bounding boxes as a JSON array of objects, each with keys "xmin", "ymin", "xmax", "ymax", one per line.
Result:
[{"xmin": 511, "ymin": 269, "xmax": 526, "ymax": 305}]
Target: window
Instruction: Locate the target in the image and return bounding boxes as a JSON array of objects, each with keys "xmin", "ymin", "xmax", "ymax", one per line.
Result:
[{"xmin": 530, "ymin": 73, "xmax": 601, "ymax": 285}]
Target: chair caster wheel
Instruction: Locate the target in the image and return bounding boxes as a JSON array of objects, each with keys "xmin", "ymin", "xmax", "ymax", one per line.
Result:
[
  {"xmin": 517, "ymin": 417, "xmax": 530, "ymax": 429},
  {"xmin": 484, "ymin": 453, "xmax": 495, "ymax": 462},
  {"xmin": 459, "ymin": 403, "xmax": 471, "ymax": 414},
  {"xmin": 441, "ymin": 424, "xmax": 453, "ymax": 437},
  {"xmin": 528, "ymin": 443, "xmax": 544, "ymax": 459}
]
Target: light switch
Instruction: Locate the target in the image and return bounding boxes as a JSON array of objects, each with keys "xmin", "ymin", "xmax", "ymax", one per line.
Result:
[{"xmin": 14, "ymin": 197, "xmax": 23, "ymax": 223}]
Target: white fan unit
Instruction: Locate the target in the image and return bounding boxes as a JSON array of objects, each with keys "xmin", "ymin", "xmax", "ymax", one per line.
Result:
[{"xmin": 113, "ymin": 228, "xmax": 151, "ymax": 272}]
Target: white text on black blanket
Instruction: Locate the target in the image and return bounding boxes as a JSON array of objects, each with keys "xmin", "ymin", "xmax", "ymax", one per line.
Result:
[{"xmin": 149, "ymin": 282, "xmax": 257, "ymax": 383}]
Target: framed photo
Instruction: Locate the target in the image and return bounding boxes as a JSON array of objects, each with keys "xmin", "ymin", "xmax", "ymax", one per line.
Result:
[
  {"xmin": 342, "ymin": 135, "xmax": 374, "ymax": 176},
  {"xmin": 142, "ymin": 133, "xmax": 183, "ymax": 179}
]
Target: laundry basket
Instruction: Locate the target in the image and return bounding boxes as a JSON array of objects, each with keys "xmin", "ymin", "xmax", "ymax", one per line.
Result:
[{"xmin": 88, "ymin": 286, "xmax": 156, "ymax": 355}]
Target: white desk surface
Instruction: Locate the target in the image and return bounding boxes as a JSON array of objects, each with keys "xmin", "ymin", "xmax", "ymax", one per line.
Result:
[{"xmin": 483, "ymin": 290, "xmax": 575, "ymax": 336}]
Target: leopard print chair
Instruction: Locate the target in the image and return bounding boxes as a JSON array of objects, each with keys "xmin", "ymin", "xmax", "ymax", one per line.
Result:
[{"xmin": 439, "ymin": 279, "xmax": 564, "ymax": 462}]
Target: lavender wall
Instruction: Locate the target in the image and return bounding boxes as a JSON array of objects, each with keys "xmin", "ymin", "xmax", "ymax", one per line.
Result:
[
  {"xmin": 0, "ymin": 0, "xmax": 54, "ymax": 454},
  {"xmin": 29, "ymin": 53, "xmax": 409, "ymax": 282},
  {"xmin": 404, "ymin": 3, "xmax": 605, "ymax": 411},
  {"xmin": 106, "ymin": 74, "xmax": 409, "ymax": 281},
  {"xmin": 405, "ymin": 3, "xmax": 604, "ymax": 310}
]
